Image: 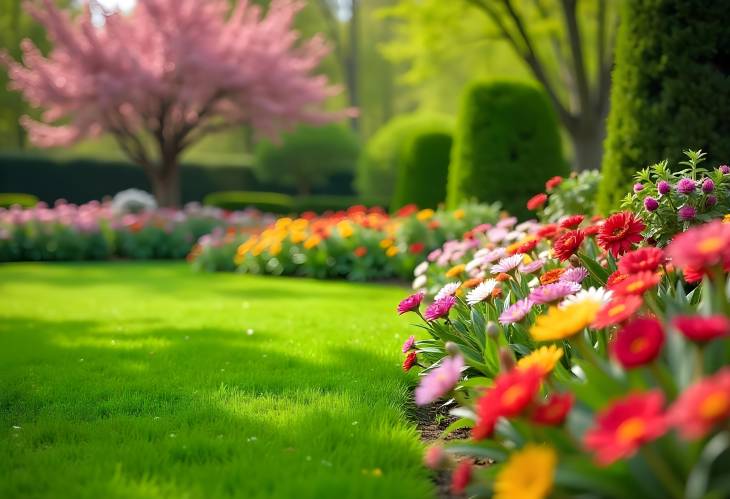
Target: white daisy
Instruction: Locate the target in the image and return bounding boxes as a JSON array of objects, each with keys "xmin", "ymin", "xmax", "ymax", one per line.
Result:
[
  {"xmin": 414, "ymin": 261, "xmax": 429, "ymax": 277},
  {"xmin": 412, "ymin": 274, "xmax": 428, "ymax": 290},
  {"xmin": 434, "ymin": 281, "xmax": 462, "ymax": 301},
  {"xmin": 491, "ymin": 254, "xmax": 524, "ymax": 274},
  {"xmin": 466, "ymin": 279, "xmax": 498, "ymax": 305},
  {"xmin": 560, "ymin": 287, "xmax": 612, "ymax": 308}
]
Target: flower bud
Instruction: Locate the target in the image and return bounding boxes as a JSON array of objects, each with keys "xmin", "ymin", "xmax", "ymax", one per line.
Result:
[
  {"xmin": 719, "ymin": 164, "xmax": 730, "ymax": 175},
  {"xmin": 445, "ymin": 342, "xmax": 461, "ymax": 357},
  {"xmin": 633, "ymin": 183, "xmax": 644, "ymax": 193},
  {"xmin": 499, "ymin": 347, "xmax": 516, "ymax": 372},
  {"xmin": 568, "ymin": 254, "xmax": 581, "ymax": 267},
  {"xmin": 486, "ymin": 321, "xmax": 500, "ymax": 339},
  {"xmin": 423, "ymin": 445, "xmax": 448, "ymax": 469},
  {"xmin": 706, "ymin": 195, "xmax": 718, "ymax": 207}
]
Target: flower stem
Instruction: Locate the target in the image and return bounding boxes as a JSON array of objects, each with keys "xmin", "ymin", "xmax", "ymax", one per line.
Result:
[
  {"xmin": 640, "ymin": 446, "xmax": 684, "ymax": 499},
  {"xmin": 649, "ymin": 362, "xmax": 677, "ymax": 398}
]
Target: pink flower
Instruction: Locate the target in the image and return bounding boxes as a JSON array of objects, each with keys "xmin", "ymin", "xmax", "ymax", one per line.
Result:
[
  {"xmin": 424, "ymin": 445, "xmax": 447, "ymax": 469},
  {"xmin": 415, "ymin": 355, "xmax": 464, "ymax": 405},
  {"xmin": 668, "ymin": 367, "xmax": 730, "ymax": 440},
  {"xmin": 499, "ymin": 298, "xmax": 533, "ymax": 325},
  {"xmin": 397, "ymin": 292, "xmax": 424, "ymax": 315},
  {"xmin": 424, "ymin": 295, "xmax": 457, "ymax": 322},
  {"xmin": 529, "ymin": 282, "xmax": 581, "ymax": 304},
  {"xmin": 672, "ymin": 315, "xmax": 730, "ymax": 343},
  {"xmin": 559, "ymin": 267, "xmax": 589, "ymax": 283},
  {"xmin": 492, "ymin": 254, "xmax": 524, "ymax": 274},
  {"xmin": 519, "ymin": 258, "xmax": 545, "ymax": 274},
  {"xmin": 402, "ymin": 335, "xmax": 416, "ymax": 353}
]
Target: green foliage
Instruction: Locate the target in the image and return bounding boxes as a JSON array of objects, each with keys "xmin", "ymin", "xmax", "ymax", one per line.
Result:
[
  {"xmin": 355, "ymin": 113, "xmax": 452, "ymax": 206},
  {"xmin": 598, "ymin": 0, "xmax": 730, "ymax": 212},
  {"xmin": 447, "ymin": 80, "xmax": 567, "ymax": 218},
  {"xmin": 541, "ymin": 171, "xmax": 602, "ymax": 223},
  {"xmin": 391, "ymin": 130, "xmax": 452, "ymax": 211},
  {"xmin": 254, "ymin": 124, "xmax": 360, "ymax": 196},
  {"xmin": 293, "ymin": 195, "xmax": 378, "ymax": 213},
  {"xmin": 0, "ymin": 192, "xmax": 38, "ymax": 208},
  {"xmin": 203, "ymin": 191, "xmax": 295, "ymax": 214}
]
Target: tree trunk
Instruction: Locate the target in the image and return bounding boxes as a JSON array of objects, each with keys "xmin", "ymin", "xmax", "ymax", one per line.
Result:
[
  {"xmin": 345, "ymin": 0, "xmax": 360, "ymax": 133},
  {"xmin": 150, "ymin": 161, "xmax": 181, "ymax": 208},
  {"xmin": 568, "ymin": 116, "xmax": 607, "ymax": 172}
]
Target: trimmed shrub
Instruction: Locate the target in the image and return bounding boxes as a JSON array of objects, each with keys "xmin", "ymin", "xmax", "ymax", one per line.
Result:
[
  {"xmin": 391, "ymin": 130, "xmax": 452, "ymax": 211},
  {"xmin": 293, "ymin": 195, "xmax": 379, "ymax": 214},
  {"xmin": 203, "ymin": 191, "xmax": 294, "ymax": 214},
  {"xmin": 355, "ymin": 113, "xmax": 453, "ymax": 206},
  {"xmin": 447, "ymin": 80, "xmax": 567, "ymax": 218},
  {"xmin": 598, "ymin": 0, "xmax": 730, "ymax": 212},
  {"xmin": 254, "ymin": 124, "xmax": 360, "ymax": 196},
  {"xmin": 0, "ymin": 193, "xmax": 38, "ymax": 208}
]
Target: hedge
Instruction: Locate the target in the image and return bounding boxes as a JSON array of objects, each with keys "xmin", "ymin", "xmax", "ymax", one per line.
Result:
[
  {"xmin": 597, "ymin": 0, "xmax": 730, "ymax": 212},
  {"xmin": 203, "ymin": 192, "xmax": 376, "ymax": 214},
  {"xmin": 0, "ymin": 192, "xmax": 38, "ymax": 209},
  {"xmin": 447, "ymin": 80, "xmax": 567, "ymax": 218},
  {"xmin": 391, "ymin": 130, "xmax": 452, "ymax": 211}
]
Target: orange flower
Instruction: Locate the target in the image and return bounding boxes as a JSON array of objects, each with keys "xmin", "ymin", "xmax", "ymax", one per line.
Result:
[{"xmin": 539, "ymin": 268, "xmax": 566, "ymax": 285}]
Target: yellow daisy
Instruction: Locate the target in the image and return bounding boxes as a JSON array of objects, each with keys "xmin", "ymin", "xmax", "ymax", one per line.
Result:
[
  {"xmin": 446, "ymin": 264, "xmax": 466, "ymax": 278},
  {"xmin": 517, "ymin": 345, "xmax": 563, "ymax": 375},
  {"xmin": 530, "ymin": 301, "xmax": 600, "ymax": 341},
  {"xmin": 494, "ymin": 445, "xmax": 557, "ymax": 499},
  {"xmin": 416, "ymin": 209, "xmax": 435, "ymax": 221}
]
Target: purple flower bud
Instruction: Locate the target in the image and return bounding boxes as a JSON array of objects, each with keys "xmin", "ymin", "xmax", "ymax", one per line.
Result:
[
  {"xmin": 702, "ymin": 178, "xmax": 715, "ymax": 193},
  {"xmin": 719, "ymin": 164, "xmax": 730, "ymax": 175},
  {"xmin": 633, "ymin": 183, "xmax": 644, "ymax": 193},
  {"xmin": 678, "ymin": 204, "xmax": 697, "ymax": 221},
  {"xmin": 706, "ymin": 195, "xmax": 718, "ymax": 207},
  {"xmin": 657, "ymin": 180, "xmax": 671, "ymax": 195},
  {"xmin": 644, "ymin": 197, "xmax": 659, "ymax": 212},
  {"xmin": 676, "ymin": 178, "xmax": 696, "ymax": 195}
]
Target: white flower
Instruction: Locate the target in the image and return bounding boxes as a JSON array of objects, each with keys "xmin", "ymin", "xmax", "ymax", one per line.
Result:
[
  {"xmin": 434, "ymin": 281, "xmax": 461, "ymax": 301},
  {"xmin": 491, "ymin": 254, "xmax": 524, "ymax": 274},
  {"xmin": 111, "ymin": 188, "xmax": 157, "ymax": 215},
  {"xmin": 412, "ymin": 274, "xmax": 427, "ymax": 290},
  {"xmin": 414, "ymin": 261, "xmax": 429, "ymax": 277},
  {"xmin": 465, "ymin": 258, "xmax": 483, "ymax": 273},
  {"xmin": 466, "ymin": 279, "xmax": 498, "ymax": 305},
  {"xmin": 560, "ymin": 287, "xmax": 612, "ymax": 308}
]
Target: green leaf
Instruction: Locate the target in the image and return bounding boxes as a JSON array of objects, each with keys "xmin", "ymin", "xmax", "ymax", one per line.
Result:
[
  {"xmin": 686, "ymin": 433, "xmax": 730, "ymax": 499},
  {"xmin": 441, "ymin": 418, "xmax": 473, "ymax": 438},
  {"xmin": 445, "ymin": 442, "xmax": 507, "ymax": 462}
]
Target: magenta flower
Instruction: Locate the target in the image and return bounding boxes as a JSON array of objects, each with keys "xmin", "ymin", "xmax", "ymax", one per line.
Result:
[
  {"xmin": 720, "ymin": 165, "xmax": 730, "ymax": 175},
  {"xmin": 706, "ymin": 195, "xmax": 718, "ymax": 207},
  {"xmin": 499, "ymin": 298, "xmax": 533, "ymax": 325},
  {"xmin": 633, "ymin": 183, "xmax": 644, "ymax": 193},
  {"xmin": 644, "ymin": 197, "xmax": 659, "ymax": 212},
  {"xmin": 677, "ymin": 178, "xmax": 696, "ymax": 195},
  {"xmin": 414, "ymin": 355, "xmax": 464, "ymax": 405},
  {"xmin": 560, "ymin": 267, "xmax": 589, "ymax": 284},
  {"xmin": 424, "ymin": 296, "xmax": 457, "ymax": 321},
  {"xmin": 529, "ymin": 282, "xmax": 581, "ymax": 304},
  {"xmin": 678, "ymin": 204, "xmax": 697, "ymax": 221},
  {"xmin": 657, "ymin": 180, "xmax": 671, "ymax": 195},
  {"xmin": 491, "ymin": 254, "xmax": 524, "ymax": 274},
  {"xmin": 397, "ymin": 292, "xmax": 424, "ymax": 315},
  {"xmin": 402, "ymin": 335, "xmax": 416, "ymax": 353},
  {"xmin": 702, "ymin": 178, "xmax": 715, "ymax": 193}
]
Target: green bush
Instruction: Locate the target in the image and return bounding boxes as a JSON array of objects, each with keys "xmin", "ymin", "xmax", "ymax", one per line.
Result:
[
  {"xmin": 355, "ymin": 113, "xmax": 453, "ymax": 206},
  {"xmin": 447, "ymin": 80, "xmax": 567, "ymax": 218},
  {"xmin": 391, "ymin": 130, "xmax": 452, "ymax": 211},
  {"xmin": 203, "ymin": 191, "xmax": 294, "ymax": 214},
  {"xmin": 0, "ymin": 193, "xmax": 38, "ymax": 209},
  {"xmin": 293, "ymin": 195, "xmax": 378, "ymax": 214},
  {"xmin": 254, "ymin": 124, "xmax": 360, "ymax": 196},
  {"xmin": 598, "ymin": 0, "xmax": 730, "ymax": 212}
]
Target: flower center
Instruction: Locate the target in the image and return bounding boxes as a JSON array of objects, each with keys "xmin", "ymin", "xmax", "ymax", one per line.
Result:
[
  {"xmin": 625, "ymin": 280, "xmax": 645, "ymax": 293},
  {"xmin": 699, "ymin": 391, "xmax": 729, "ymax": 420},
  {"xmin": 629, "ymin": 337, "xmax": 649, "ymax": 354},
  {"xmin": 608, "ymin": 304, "xmax": 626, "ymax": 317},
  {"xmin": 616, "ymin": 417, "xmax": 645, "ymax": 443},
  {"xmin": 611, "ymin": 226, "xmax": 628, "ymax": 238},
  {"xmin": 502, "ymin": 386, "xmax": 527, "ymax": 407},
  {"xmin": 698, "ymin": 237, "xmax": 723, "ymax": 254}
]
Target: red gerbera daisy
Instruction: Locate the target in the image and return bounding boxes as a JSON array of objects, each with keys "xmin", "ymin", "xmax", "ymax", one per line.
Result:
[
  {"xmin": 537, "ymin": 224, "xmax": 560, "ymax": 240},
  {"xmin": 592, "ymin": 295, "xmax": 643, "ymax": 329},
  {"xmin": 606, "ymin": 270, "xmax": 629, "ymax": 289},
  {"xmin": 531, "ymin": 392, "xmax": 574, "ymax": 426},
  {"xmin": 618, "ymin": 247, "xmax": 665, "ymax": 275},
  {"xmin": 451, "ymin": 460, "xmax": 473, "ymax": 494},
  {"xmin": 611, "ymin": 317, "xmax": 665, "ymax": 368},
  {"xmin": 668, "ymin": 367, "xmax": 730, "ymax": 440},
  {"xmin": 584, "ymin": 391, "xmax": 667, "ymax": 465},
  {"xmin": 527, "ymin": 193, "xmax": 548, "ymax": 211},
  {"xmin": 512, "ymin": 238, "xmax": 539, "ymax": 255},
  {"xmin": 672, "ymin": 315, "xmax": 730, "ymax": 343},
  {"xmin": 596, "ymin": 212, "xmax": 646, "ymax": 256},
  {"xmin": 611, "ymin": 271, "xmax": 661, "ymax": 296},
  {"xmin": 545, "ymin": 175, "xmax": 563, "ymax": 191},
  {"xmin": 583, "ymin": 224, "xmax": 601, "ymax": 236},
  {"xmin": 666, "ymin": 220, "xmax": 730, "ymax": 272},
  {"xmin": 553, "ymin": 229, "xmax": 585, "ymax": 261},
  {"xmin": 472, "ymin": 397, "xmax": 499, "ymax": 440},
  {"xmin": 402, "ymin": 352, "xmax": 418, "ymax": 371},
  {"xmin": 560, "ymin": 215, "xmax": 585, "ymax": 229},
  {"xmin": 480, "ymin": 366, "xmax": 543, "ymax": 418}
]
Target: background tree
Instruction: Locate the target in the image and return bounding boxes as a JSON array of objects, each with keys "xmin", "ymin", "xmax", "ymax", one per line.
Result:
[
  {"xmin": 382, "ymin": 0, "xmax": 619, "ymax": 172},
  {"xmin": 1, "ymin": 0, "xmax": 346, "ymax": 207}
]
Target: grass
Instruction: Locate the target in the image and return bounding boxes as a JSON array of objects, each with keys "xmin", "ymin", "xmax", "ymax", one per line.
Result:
[{"xmin": 0, "ymin": 262, "xmax": 432, "ymax": 499}]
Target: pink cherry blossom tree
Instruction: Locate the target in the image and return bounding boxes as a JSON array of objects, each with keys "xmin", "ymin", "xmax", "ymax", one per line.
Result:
[{"xmin": 1, "ymin": 0, "xmax": 347, "ymax": 207}]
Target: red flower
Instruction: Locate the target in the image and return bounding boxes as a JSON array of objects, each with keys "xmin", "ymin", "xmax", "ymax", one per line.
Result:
[
  {"xmin": 592, "ymin": 295, "xmax": 644, "ymax": 328},
  {"xmin": 666, "ymin": 220, "xmax": 730, "ymax": 273},
  {"xmin": 596, "ymin": 212, "xmax": 646, "ymax": 256},
  {"xmin": 611, "ymin": 317, "xmax": 665, "ymax": 368},
  {"xmin": 451, "ymin": 460, "xmax": 473, "ymax": 494},
  {"xmin": 531, "ymin": 393, "xmax": 574, "ymax": 426},
  {"xmin": 611, "ymin": 271, "xmax": 661, "ymax": 296},
  {"xmin": 618, "ymin": 247, "xmax": 665, "ymax": 275},
  {"xmin": 584, "ymin": 391, "xmax": 667, "ymax": 465},
  {"xmin": 527, "ymin": 193, "xmax": 548, "ymax": 211},
  {"xmin": 402, "ymin": 352, "xmax": 418, "ymax": 371},
  {"xmin": 672, "ymin": 315, "xmax": 730, "ymax": 343},
  {"xmin": 428, "ymin": 220, "xmax": 440, "ymax": 230},
  {"xmin": 472, "ymin": 397, "xmax": 499, "ymax": 440},
  {"xmin": 668, "ymin": 367, "xmax": 730, "ymax": 440},
  {"xmin": 354, "ymin": 246, "xmax": 368, "ymax": 257},
  {"xmin": 559, "ymin": 215, "xmax": 585, "ymax": 229},
  {"xmin": 583, "ymin": 224, "xmax": 601, "ymax": 236},
  {"xmin": 606, "ymin": 270, "xmax": 629, "ymax": 289},
  {"xmin": 512, "ymin": 238, "xmax": 539, "ymax": 254},
  {"xmin": 479, "ymin": 366, "xmax": 543, "ymax": 418},
  {"xmin": 545, "ymin": 175, "xmax": 563, "ymax": 191},
  {"xmin": 553, "ymin": 230, "xmax": 585, "ymax": 261},
  {"xmin": 396, "ymin": 204, "xmax": 419, "ymax": 217},
  {"xmin": 409, "ymin": 242, "xmax": 425, "ymax": 254},
  {"xmin": 537, "ymin": 224, "xmax": 560, "ymax": 240}
]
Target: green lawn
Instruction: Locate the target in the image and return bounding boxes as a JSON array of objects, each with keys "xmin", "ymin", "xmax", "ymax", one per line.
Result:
[{"xmin": 0, "ymin": 263, "xmax": 432, "ymax": 499}]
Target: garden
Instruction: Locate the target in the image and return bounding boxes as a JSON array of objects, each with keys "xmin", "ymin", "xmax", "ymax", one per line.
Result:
[{"xmin": 1, "ymin": 1, "xmax": 730, "ymax": 498}]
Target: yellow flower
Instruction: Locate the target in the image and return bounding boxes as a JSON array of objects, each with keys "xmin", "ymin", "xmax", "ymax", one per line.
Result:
[
  {"xmin": 290, "ymin": 231, "xmax": 307, "ymax": 244},
  {"xmin": 724, "ymin": 214, "xmax": 730, "ymax": 224},
  {"xmin": 517, "ymin": 345, "xmax": 563, "ymax": 375},
  {"xmin": 386, "ymin": 246, "xmax": 400, "ymax": 257},
  {"xmin": 291, "ymin": 218, "xmax": 309, "ymax": 231},
  {"xmin": 530, "ymin": 301, "xmax": 600, "ymax": 342},
  {"xmin": 453, "ymin": 208, "xmax": 465, "ymax": 220},
  {"xmin": 275, "ymin": 217, "xmax": 292, "ymax": 230},
  {"xmin": 446, "ymin": 264, "xmax": 466, "ymax": 278},
  {"xmin": 303, "ymin": 234, "xmax": 321, "ymax": 250},
  {"xmin": 337, "ymin": 221, "xmax": 354, "ymax": 238},
  {"xmin": 379, "ymin": 238, "xmax": 394, "ymax": 249},
  {"xmin": 269, "ymin": 241, "xmax": 282, "ymax": 256},
  {"xmin": 416, "ymin": 209, "xmax": 435, "ymax": 221},
  {"xmin": 494, "ymin": 445, "xmax": 556, "ymax": 499}
]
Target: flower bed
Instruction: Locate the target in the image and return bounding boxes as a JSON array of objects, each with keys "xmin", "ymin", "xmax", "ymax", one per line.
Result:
[
  {"xmin": 0, "ymin": 200, "xmax": 273, "ymax": 261},
  {"xmin": 396, "ymin": 159, "xmax": 730, "ymax": 497},
  {"xmin": 189, "ymin": 202, "xmax": 501, "ymax": 280}
]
